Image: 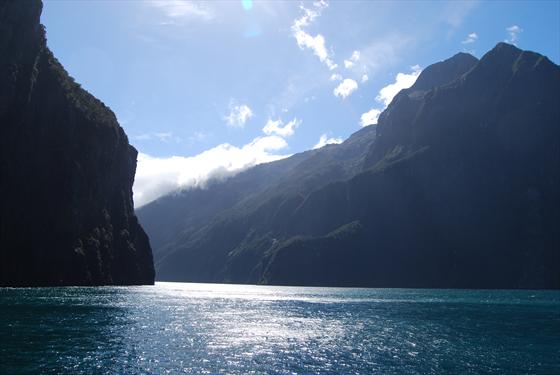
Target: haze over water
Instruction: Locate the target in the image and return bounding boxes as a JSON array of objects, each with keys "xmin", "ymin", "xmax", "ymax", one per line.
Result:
[{"xmin": 1, "ymin": 283, "xmax": 559, "ymax": 374}]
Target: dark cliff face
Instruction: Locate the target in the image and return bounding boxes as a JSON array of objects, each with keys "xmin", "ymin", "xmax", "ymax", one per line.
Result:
[
  {"xmin": 0, "ymin": 1, "xmax": 154, "ymax": 286},
  {"xmin": 267, "ymin": 43, "xmax": 560, "ymax": 288},
  {"xmin": 139, "ymin": 43, "xmax": 559, "ymax": 289}
]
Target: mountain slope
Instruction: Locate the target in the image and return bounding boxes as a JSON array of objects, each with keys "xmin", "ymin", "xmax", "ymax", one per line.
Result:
[
  {"xmin": 139, "ymin": 43, "xmax": 559, "ymax": 288},
  {"xmin": 0, "ymin": 0, "xmax": 154, "ymax": 286},
  {"xmin": 138, "ymin": 125, "xmax": 378, "ymax": 272},
  {"xmin": 266, "ymin": 43, "xmax": 560, "ymax": 288}
]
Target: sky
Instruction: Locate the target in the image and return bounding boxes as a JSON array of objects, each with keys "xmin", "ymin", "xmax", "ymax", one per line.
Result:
[{"xmin": 41, "ymin": 0, "xmax": 560, "ymax": 207}]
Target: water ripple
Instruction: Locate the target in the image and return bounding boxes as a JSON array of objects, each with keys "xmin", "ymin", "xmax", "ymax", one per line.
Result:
[{"xmin": 1, "ymin": 283, "xmax": 559, "ymax": 374}]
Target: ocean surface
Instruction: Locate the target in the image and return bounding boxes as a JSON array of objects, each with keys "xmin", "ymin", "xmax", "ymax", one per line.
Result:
[{"xmin": 0, "ymin": 283, "xmax": 558, "ymax": 374}]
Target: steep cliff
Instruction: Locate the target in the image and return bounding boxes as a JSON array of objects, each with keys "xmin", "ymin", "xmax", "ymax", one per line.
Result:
[{"xmin": 0, "ymin": 0, "xmax": 154, "ymax": 286}]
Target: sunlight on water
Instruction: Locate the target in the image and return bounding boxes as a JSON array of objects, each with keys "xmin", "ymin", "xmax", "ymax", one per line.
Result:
[{"xmin": 1, "ymin": 282, "xmax": 559, "ymax": 374}]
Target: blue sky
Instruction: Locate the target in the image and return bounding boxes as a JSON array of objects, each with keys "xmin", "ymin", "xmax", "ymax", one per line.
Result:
[{"xmin": 41, "ymin": 0, "xmax": 560, "ymax": 206}]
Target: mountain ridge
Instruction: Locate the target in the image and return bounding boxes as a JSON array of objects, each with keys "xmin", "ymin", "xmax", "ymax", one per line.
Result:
[{"xmin": 138, "ymin": 42, "xmax": 559, "ymax": 288}]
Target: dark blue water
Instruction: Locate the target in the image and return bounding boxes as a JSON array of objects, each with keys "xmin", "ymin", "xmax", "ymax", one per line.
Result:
[{"xmin": 1, "ymin": 283, "xmax": 558, "ymax": 374}]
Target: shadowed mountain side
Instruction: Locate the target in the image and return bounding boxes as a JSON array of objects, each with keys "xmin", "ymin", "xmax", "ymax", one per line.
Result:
[
  {"xmin": 0, "ymin": 0, "xmax": 154, "ymax": 286},
  {"xmin": 138, "ymin": 43, "xmax": 559, "ymax": 289},
  {"xmin": 137, "ymin": 125, "xmax": 377, "ymax": 265}
]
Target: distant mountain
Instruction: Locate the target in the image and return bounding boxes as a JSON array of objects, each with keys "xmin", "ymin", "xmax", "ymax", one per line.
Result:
[
  {"xmin": 138, "ymin": 124, "xmax": 377, "ymax": 272},
  {"xmin": 0, "ymin": 0, "xmax": 154, "ymax": 286},
  {"xmin": 138, "ymin": 43, "xmax": 559, "ymax": 289}
]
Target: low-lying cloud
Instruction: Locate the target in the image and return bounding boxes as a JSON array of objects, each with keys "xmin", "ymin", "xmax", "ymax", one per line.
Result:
[
  {"xmin": 360, "ymin": 108, "xmax": 382, "ymax": 127},
  {"xmin": 313, "ymin": 134, "xmax": 343, "ymax": 149},
  {"xmin": 360, "ymin": 65, "xmax": 422, "ymax": 126},
  {"xmin": 375, "ymin": 65, "xmax": 421, "ymax": 107},
  {"xmin": 133, "ymin": 135, "xmax": 289, "ymax": 207}
]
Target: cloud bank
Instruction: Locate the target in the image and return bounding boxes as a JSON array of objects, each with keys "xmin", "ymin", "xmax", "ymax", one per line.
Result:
[
  {"xmin": 134, "ymin": 113, "xmax": 302, "ymax": 207},
  {"xmin": 134, "ymin": 135, "xmax": 289, "ymax": 207}
]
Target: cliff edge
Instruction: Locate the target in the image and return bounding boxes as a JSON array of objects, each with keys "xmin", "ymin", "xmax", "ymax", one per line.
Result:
[{"xmin": 0, "ymin": 0, "xmax": 154, "ymax": 286}]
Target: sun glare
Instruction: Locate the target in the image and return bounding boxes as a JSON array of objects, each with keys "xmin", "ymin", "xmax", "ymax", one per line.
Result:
[{"xmin": 242, "ymin": 0, "xmax": 253, "ymax": 11}]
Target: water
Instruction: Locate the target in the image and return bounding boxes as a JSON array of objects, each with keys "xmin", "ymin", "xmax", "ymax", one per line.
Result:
[{"xmin": 1, "ymin": 283, "xmax": 558, "ymax": 374}]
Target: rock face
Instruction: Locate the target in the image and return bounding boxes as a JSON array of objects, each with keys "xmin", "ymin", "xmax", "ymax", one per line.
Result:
[
  {"xmin": 139, "ymin": 44, "xmax": 559, "ymax": 289},
  {"xmin": 0, "ymin": 0, "xmax": 154, "ymax": 286}
]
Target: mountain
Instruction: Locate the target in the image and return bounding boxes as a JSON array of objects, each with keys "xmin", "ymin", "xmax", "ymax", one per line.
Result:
[
  {"xmin": 138, "ymin": 43, "xmax": 560, "ymax": 289},
  {"xmin": 138, "ymin": 124, "xmax": 377, "ymax": 271},
  {"xmin": 0, "ymin": 0, "xmax": 154, "ymax": 286}
]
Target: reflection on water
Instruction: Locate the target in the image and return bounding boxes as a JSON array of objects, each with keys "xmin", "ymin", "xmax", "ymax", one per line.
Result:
[{"xmin": 1, "ymin": 282, "xmax": 559, "ymax": 374}]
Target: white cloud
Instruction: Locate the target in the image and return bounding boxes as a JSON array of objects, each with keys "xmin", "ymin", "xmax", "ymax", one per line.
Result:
[
  {"xmin": 147, "ymin": 0, "xmax": 214, "ymax": 21},
  {"xmin": 344, "ymin": 60, "xmax": 355, "ymax": 69},
  {"xmin": 224, "ymin": 103, "xmax": 253, "ymax": 128},
  {"xmin": 361, "ymin": 74, "xmax": 369, "ymax": 83},
  {"xmin": 134, "ymin": 132, "xmax": 174, "ymax": 142},
  {"xmin": 333, "ymin": 78, "xmax": 358, "ymax": 99},
  {"xmin": 133, "ymin": 136, "xmax": 289, "ymax": 207},
  {"xmin": 360, "ymin": 108, "xmax": 382, "ymax": 127},
  {"xmin": 313, "ymin": 134, "xmax": 343, "ymax": 149},
  {"xmin": 375, "ymin": 65, "xmax": 421, "ymax": 107},
  {"xmin": 343, "ymin": 50, "xmax": 360, "ymax": 69},
  {"xmin": 262, "ymin": 118, "xmax": 301, "ymax": 137},
  {"xmin": 359, "ymin": 65, "xmax": 422, "ymax": 127},
  {"xmin": 330, "ymin": 73, "xmax": 343, "ymax": 81},
  {"xmin": 506, "ymin": 25, "xmax": 522, "ymax": 45},
  {"xmin": 461, "ymin": 32, "xmax": 478, "ymax": 44},
  {"xmin": 291, "ymin": 1, "xmax": 337, "ymax": 70}
]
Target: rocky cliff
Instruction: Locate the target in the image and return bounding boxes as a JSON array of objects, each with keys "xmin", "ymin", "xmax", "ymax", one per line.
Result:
[{"xmin": 0, "ymin": 0, "xmax": 154, "ymax": 286}]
